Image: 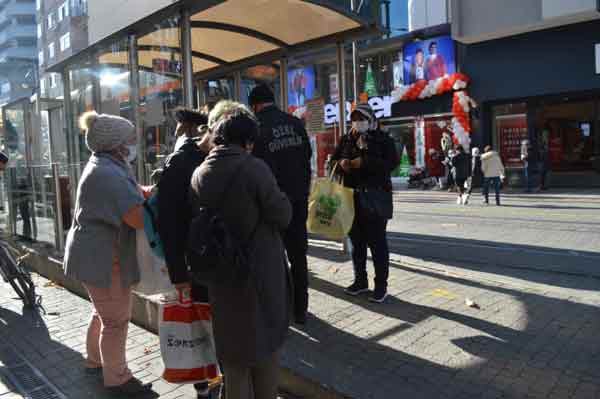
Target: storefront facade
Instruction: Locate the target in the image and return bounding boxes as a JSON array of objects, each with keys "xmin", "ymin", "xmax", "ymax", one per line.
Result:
[{"xmin": 464, "ymin": 20, "xmax": 600, "ymax": 187}]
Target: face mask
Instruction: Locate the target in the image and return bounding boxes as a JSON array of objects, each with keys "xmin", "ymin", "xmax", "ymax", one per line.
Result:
[
  {"xmin": 352, "ymin": 121, "xmax": 369, "ymax": 133},
  {"xmin": 125, "ymin": 145, "xmax": 137, "ymax": 163}
]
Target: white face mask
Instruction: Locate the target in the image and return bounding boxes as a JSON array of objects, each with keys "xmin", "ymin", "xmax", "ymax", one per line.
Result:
[
  {"xmin": 352, "ymin": 121, "xmax": 369, "ymax": 133},
  {"xmin": 125, "ymin": 145, "xmax": 137, "ymax": 163}
]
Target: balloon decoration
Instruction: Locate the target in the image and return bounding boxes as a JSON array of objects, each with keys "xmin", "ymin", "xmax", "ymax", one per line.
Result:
[
  {"xmin": 391, "ymin": 73, "xmax": 470, "ymax": 102},
  {"xmin": 391, "ymin": 73, "xmax": 476, "ymax": 151}
]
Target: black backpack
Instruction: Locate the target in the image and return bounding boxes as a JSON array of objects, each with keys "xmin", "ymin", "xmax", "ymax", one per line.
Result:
[{"xmin": 185, "ymin": 158, "xmax": 260, "ymax": 285}]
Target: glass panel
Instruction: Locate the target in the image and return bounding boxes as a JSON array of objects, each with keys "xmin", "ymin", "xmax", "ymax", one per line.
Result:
[
  {"xmin": 538, "ymin": 99, "xmax": 596, "ymax": 172},
  {"xmin": 386, "ymin": 121, "xmax": 415, "ymax": 179},
  {"xmin": 240, "ymin": 64, "xmax": 281, "ymax": 107},
  {"xmin": 67, "ymin": 57, "xmax": 96, "ymax": 166},
  {"xmin": 137, "ymin": 16, "xmax": 184, "ymax": 176},
  {"xmin": 4, "ymin": 165, "xmax": 58, "ymax": 246},
  {"xmin": 2, "ymin": 103, "xmax": 28, "ymax": 166},
  {"xmin": 98, "ymin": 38, "xmax": 131, "ymax": 119},
  {"xmin": 197, "ymin": 77, "xmax": 235, "ymax": 109}
]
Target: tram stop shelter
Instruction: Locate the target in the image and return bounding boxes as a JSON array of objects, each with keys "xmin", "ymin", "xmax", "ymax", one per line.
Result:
[
  {"xmin": 1, "ymin": 0, "xmax": 381, "ymax": 250},
  {"xmin": 49, "ymin": 0, "xmax": 381, "ymax": 179}
]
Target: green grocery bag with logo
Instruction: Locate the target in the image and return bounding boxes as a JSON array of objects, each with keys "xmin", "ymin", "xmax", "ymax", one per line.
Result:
[{"xmin": 307, "ymin": 167, "xmax": 355, "ymax": 240}]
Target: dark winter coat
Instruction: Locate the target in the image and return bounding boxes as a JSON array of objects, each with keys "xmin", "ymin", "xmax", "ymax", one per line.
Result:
[
  {"xmin": 254, "ymin": 105, "xmax": 312, "ymax": 202},
  {"xmin": 451, "ymin": 152, "xmax": 470, "ymax": 181},
  {"xmin": 331, "ymin": 129, "xmax": 399, "ymax": 191},
  {"xmin": 189, "ymin": 145, "xmax": 292, "ymax": 367},
  {"xmin": 158, "ymin": 137, "xmax": 206, "ymax": 284}
]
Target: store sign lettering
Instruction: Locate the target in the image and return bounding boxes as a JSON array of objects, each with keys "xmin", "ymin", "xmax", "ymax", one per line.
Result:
[{"xmin": 323, "ymin": 96, "xmax": 393, "ymax": 125}]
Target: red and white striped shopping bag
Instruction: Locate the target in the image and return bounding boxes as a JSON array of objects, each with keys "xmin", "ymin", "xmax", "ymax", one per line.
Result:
[{"xmin": 159, "ymin": 291, "xmax": 220, "ymax": 384}]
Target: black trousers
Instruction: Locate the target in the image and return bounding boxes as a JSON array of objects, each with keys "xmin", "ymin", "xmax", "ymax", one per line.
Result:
[
  {"xmin": 283, "ymin": 200, "xmax": 309, "ymax": 318},
  {"xmin": 349, "ymin": 196, "xmax": 390, "ymax": 290}
]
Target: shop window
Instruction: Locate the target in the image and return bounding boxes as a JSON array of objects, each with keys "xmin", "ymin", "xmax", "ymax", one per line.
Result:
[
  {"xmin": 492, "ymin": 102, "xmax": 528, "ymax": 169},
  {"xmin": 537, "ymin": 99, "xmax": 597, "ymax": 172}
]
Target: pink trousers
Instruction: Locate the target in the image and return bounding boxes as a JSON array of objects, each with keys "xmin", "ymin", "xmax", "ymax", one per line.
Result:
[{"xmin": 84, "ymin": 263, "xmax": 133, "ymax": 387}]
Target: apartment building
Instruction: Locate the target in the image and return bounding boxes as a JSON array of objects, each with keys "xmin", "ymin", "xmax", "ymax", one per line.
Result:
[
  {"xmin": 36, "ymin": 0, "xmax": 87, "ymax": 98},
  {"xmin": 0, "ymin": 0, "xmax": 37, "ymax": 106}
]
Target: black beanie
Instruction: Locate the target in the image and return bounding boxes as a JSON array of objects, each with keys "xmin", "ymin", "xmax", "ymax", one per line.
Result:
[
  {"xmin": 173, "ymin": 107, "xmax": 208, "ymax": 126},
  {"xmin": 248, "ymin": 84, "xmax": 275, "ymax": 106}
]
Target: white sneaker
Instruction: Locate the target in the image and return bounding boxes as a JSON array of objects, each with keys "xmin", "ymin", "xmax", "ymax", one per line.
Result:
[
  {"xmin": 457, "ymin": 196, "xmax": 462, "ymax": 205},
  {"xmin": 463, "ymin": 194, "xmax": 470, "ymax": 205}
]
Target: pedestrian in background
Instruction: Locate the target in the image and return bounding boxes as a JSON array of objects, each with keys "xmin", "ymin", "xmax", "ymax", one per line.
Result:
[
  {"xmin": 481, "ymin": 145, "xmax": 505, "ymax": 206},
  {"xmin": 464, "ymin": 146, "xmax": 482, "ymax": 205},
  {"xmin": 332, "ymin": 103, "xmax": 399, "ymax": 303},
  {"xmin": 538, "ymin": 127, "xmax": 551, "ymax": 191},
  {"xmin": 521, "ymin": 139, "xmax": 534, "ymax": 193},
  {"xmin": 450, "ymin": 145, "xmax": 470, "ymax": 205},
  {"xmin": 63, "ymin": 112, "xmax": 154, "ymax": 397},
  {"xmin": 249, "ymin": 84, "xmax": 312, "ymax": 325},
  {"xmin": 189, "ymin": 101, "xmax": 292, "ymax": 399}
]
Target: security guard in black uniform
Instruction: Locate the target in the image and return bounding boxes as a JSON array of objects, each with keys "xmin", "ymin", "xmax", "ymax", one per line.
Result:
[{"xmin": 249, "ymin": 85, "xmax": 312, "ymax": 325}]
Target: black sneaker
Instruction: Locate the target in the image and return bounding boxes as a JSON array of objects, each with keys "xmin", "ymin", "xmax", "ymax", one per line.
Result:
[
  {"xmin": 345, "ymin": 281, "xmax": 369, "ymax": 296},
  {"xmin": 369, "ymin": 288, "xmax": 388, "ymax": 303},
  {"xmin": 108, "ymin": 378, "xmax": 153, "ymax": 397}
]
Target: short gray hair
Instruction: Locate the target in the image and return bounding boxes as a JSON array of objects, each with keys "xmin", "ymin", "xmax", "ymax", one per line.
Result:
[
  {"xmin": 208, "ymin": 100, "xmax": 258, "ymax": 146},
  {"xmin": 208, "ymin": 100, "xmax": 255, "ymax": 131}
]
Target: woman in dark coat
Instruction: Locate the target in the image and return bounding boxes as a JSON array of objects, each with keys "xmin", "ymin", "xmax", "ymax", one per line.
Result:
[
  {"xmin": 189, "ymin": 101, "xmax": 292, "ymax": 399},
  {"xmin": 331, "ymin": 103, "xmax": 399, "ymax": 303}
]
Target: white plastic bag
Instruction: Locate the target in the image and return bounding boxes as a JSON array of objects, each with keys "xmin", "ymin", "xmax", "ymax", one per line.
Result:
[
  {"xmin": 135, "ymin": 230, "xmax": 173, "ymax": 295},
  {"xmin": 159, "ymin": 293, "xmax": 220, "ymax": 384}
]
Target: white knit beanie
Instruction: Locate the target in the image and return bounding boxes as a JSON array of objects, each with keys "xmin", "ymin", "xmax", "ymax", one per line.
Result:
[{"xmin": 80, "ymin": 111, "xmax": 136, "ymax": 153}]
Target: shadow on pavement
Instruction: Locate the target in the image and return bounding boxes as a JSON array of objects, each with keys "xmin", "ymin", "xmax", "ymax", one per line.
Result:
[
  {"xmin": 0, "ymin": 305, "xmax": 158, "ymax": 399},
  {"xmin": 385, "ymin": 231, "xmax": 600, "ymax": 288},
  {"xmin": 289, "ymin": 261, "xmax": 600, "ymax": 399}
]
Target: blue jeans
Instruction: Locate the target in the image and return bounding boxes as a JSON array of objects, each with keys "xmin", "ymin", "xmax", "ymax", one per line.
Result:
[{"xmin": 483, "ymin": 177, "xmax": 501, "ymax": 205}]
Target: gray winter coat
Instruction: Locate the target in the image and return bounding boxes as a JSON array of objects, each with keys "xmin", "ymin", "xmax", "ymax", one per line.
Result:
[
  {"xmin": 189, "ymin": 145, "xmax": 292, "ymax": 367},
  {"xmin": 64, "ymin": 153, "xmax": 143, "ymax": 288}
]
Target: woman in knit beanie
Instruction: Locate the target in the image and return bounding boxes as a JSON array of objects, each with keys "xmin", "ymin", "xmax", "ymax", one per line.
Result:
[{"xmin": 64, "ymin": 111, "xmax": 154, "ymax": 396}]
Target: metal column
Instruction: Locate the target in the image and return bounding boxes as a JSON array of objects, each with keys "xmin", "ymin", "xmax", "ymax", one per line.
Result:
[
  {"xmin": 279, "ymin": 58, "xmax": 288, "ymax": 111},
  {"xmin": 234, "ymin": 71, "xmax": 242, "ymax": 102},
  {"xmin": 350, "ymin": 0, "xmax": 359, "ymax": 102},
  {"xmin": 128, "ymin": 34, "xmax": 145, "ymax": 183},
  {"xmin": 181, "ymin": 10, "xmax": 194, "ymax": 108},
  {"xmin": 336, "ymin": 42, "xmax": 348, "ymax": 141},
  {"xmin": 52, "ymin": 163, "xmax": 65, "ymax": 251}
]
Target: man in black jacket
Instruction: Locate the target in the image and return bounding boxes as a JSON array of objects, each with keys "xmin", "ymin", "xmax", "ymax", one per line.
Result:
[
  {"xmin": 249, "ymin": 85, "xmax": 312, "ymax": 325},
  {"xmin": 156, "ymin": 108, "xmax": 212, "ymax": 399}
]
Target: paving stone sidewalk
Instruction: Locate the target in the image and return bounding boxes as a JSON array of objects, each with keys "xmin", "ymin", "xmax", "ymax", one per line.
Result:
[{"xmin": 2, "ymin": 243, "xmax": 600, "ymax": 399}]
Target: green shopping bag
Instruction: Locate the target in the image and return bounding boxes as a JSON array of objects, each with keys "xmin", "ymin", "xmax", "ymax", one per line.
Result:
[{"xmin": 307, "ymin": 167, "xmax": 355, "ymax": 240}]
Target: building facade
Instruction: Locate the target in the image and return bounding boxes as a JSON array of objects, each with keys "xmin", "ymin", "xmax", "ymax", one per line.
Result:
[
  {"xmin": 37, "ymin": 0, "xmax": 88, "ymax": 98},
  {"xmin": 0, "ymin": 0, "xmax": 37, "ymax": 106},
  {"xmin": 453, "ymin": 0, "xmax": 600, "ymax": 186}
]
